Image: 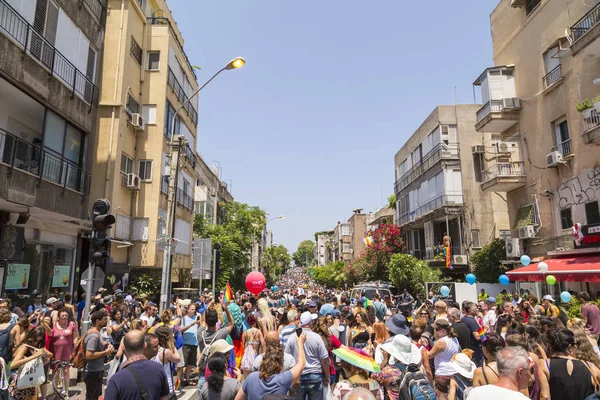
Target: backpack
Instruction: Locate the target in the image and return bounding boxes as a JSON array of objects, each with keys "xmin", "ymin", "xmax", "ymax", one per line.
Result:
[
  {"xmin": 199, "ymin": 330, "xmax": 218, "ymax": 369},
  {"xmin": 0, "ymin": 323, "xmax": 14, "ymax": 363},
  {"xmin": 71, "ymin": 331, "xmax": 97, "ymax": 369},
  {"xmin": 173, "ymin": 325, "xmax": 184, "ymax": 349},
  {"xmin": 399, "ymin": 364, "xmax": 437, "ymax": 400},
  {"xmin": 451, "ymin": 375, "xmax": 472, "ymax": 400}
]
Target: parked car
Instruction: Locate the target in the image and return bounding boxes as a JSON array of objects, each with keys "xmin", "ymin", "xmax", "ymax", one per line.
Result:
[{"xmin": 350, "ymin": 281, "xmax": 397, "ymax": 309}]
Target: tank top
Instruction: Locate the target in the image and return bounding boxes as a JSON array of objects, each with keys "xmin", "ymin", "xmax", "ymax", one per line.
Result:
[
  {"xmin": 152, "ymin": 347, "xmax": 174, "ymax": 393},
  {"xmin": 547, "ymin": 358, "xmax": 595, "ymax": 400},
  {"xmin": 434, "ymin": 336, "xmax": 460, "ymax": 372}
]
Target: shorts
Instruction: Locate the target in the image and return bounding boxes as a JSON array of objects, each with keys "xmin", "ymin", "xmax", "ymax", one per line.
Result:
[
  {"xmin": 182, "ymin": 344, "xmax": 198, "ymax": 367},
  {"xmin": 435, "ymin": 375, "xmax": 450, "ymax": 394}
]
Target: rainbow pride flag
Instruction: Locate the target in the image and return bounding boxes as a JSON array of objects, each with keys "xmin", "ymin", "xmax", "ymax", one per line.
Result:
[
  {"xmin": 478, "ymin": 326, "xmax": 487, "ymax": 341},
  {"xmin": 224, "ymin": 282, "xmax": 234, "ymax": 303},
  {"xmin": 363, "ymin": 298, "xmax": 371, "ymax": 308},
  {"xmin": 444, "ymin": 246, "xmax": 453, "ymax": 270}
]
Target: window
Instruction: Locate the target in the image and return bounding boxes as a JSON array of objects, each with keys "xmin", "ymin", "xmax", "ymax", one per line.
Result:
[
  {"xmin": 471, "ymin": 230, "xmax": 481, "ymax": 249},
  {"xmin": 526, "ymin": 0, "xmax": 541, "ymax": 15},
  {"xmin": 560, "ymin": 208, "xmax": 573, "ymax": 230},
  {"xmin": 132, "ymin": 218, "xmax": 149, "ymax": 241},
  {"xmin": 164, "ymin": 102, "xmax": 175, "ymax": 138},
  {"xmin": 341, "ymin": 224, "xmax": 351, "ymax": 236},
  {"xmin": 157, "ymin": 209, "xmax": 167, "ymax": 250},
  {"xmin": 138, "ymin": 160, "xmax": 152, "ymax": 181},
  {"xmin": 473, "ymin": 153, "xmax": 484, "ymax": 183},
  {"xmin": 115, "ymin": 214, "xmax": 131, "ymax": 239},
  {"xmin": 147, "ymin": 52, "xmax": 160, "ymax": 70},
  {"xmin": 342, "ymin": 243, "xmax": 352, "ymax": 253},
  {"xmin": 142, "ymin": 105, "xmax": 157, "ymax": 125},
  {"xmin": 126, "ymin": 94, "xmax": 139, "ymax": 115},
  {"xmin": 543, "ymin": 46, "xmax": 561, "ymax": 88},
  {"xmin": 586, "ymin": 201, "xmax": 600, "ymax": 225},
  {"xmin": 120, "ymin": 153, "xmax": 133, "ymax": 175},
  {"xmin": 130, "ymin": 36, "xmax": 142, "ymax": 65},
  {"xmin": 553, "ymin": 119, "xmax": 571, "ymax": 156}
]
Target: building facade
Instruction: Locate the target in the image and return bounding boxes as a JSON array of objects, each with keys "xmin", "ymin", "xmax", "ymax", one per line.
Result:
[
  {"xmin": 476, "ymin": 0, "xmax": 600, "ymax": 288},
  {"xmin": 0, "ymin": 0, "xmax": 106, "ymax": 298},
  {"xmin": 394, "ymin": 105, "xmax": 510, "ymax": 274},
  {"xmin": 90, "ymin": 0, "xmax": 198, "ymax": 284},
  {"xmin": 315, "ymin": 231, "xmax": 333, "ymax": 267}
]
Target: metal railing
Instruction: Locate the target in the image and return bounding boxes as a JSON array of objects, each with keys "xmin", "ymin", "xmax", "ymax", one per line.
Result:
[
  {"xmin": 543, "ymin": 65, "xmax": 562, "ymax": 88},
  {"xmin": 176, "ymin": 188, "xmax": 194, "ymax": 210},
  {"xmin": 0, "ymin": 128, "xmax": 90, "ymax": 194},
  {"xmin": 571, "ymin": 1, "xmax": 600, "ymax": 42},
  {"xmin": 397, "ymin": 193, "xmax": 463, "ymax": 225},
  {"xmin": 583, "ymin": 109, "xmax": 600, "ymax": 132},
  {"xmin": 394, "ymin": 143, "xmax": 460, "ymax": 193},
  {"xmin": 161, "ymin": 175, "xmax": 169, "ymax": 194},
  {"xmin": 476, "ymin": 100, "xmax": 506, "ymax": 122},
  {"xmin": 551, "ymin": 139, "xmax": 572, "ymax": 156},
  {"xmin": 82, "ymin": 0, "xmax": 107, "ymax": 24},
  {"xmin": 167, "ymin": 67, "xmax": 198, "ymax": 125},
  {"xmin": 0, "ymin": 0, "xmax": 99, "ymax": 108},
  {"xmin": 482, "ymin": 161, "xmax": 525, "ymax": 182}
]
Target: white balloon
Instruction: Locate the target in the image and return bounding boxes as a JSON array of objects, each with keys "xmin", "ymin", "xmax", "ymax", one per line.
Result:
[{"xmin": 538, "ymin": 262, "xmax": 549, "ymax": 273}]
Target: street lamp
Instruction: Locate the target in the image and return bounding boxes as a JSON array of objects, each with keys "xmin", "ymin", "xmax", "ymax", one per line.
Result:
[
  {"xmin": 267, "ymin": 215, "xmax": 285, "ymax": 223},
  {"xmin": 159, "ymin": 57, "xmax": 246, "ymax": 313}
]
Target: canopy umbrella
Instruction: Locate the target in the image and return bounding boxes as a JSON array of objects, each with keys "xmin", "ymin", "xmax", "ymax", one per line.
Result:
[{"xmin": 332, "ymin": 347, "xmax": 381, "ymax": 373}]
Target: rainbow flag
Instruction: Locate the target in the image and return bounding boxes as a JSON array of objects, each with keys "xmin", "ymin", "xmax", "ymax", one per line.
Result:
[
  {"xmin": 478, "ymin": 327, "xmax": 487, "ymax": 341},
  {"xmin": 174, "ymin": 377, "xmax": 180, "ymax": 391},
  {"xmin": 363, "ymin": 298, "xmax": 371, "ymax": 308},
  {"xmin": 224, "ymin": 282, "xmax": 234, "ymax": 303},
  {"xmin": 363, "ymin": 236, "xmax": 373, "ymax": 247},
  {"xmin": 444, "ymin": 246, "xmax": 453, "ymax": 270}
]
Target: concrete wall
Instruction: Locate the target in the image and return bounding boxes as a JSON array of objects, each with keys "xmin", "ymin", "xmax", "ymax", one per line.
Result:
[{"xmin": 349, "ymin": 213, "xmax": 367, "ymax": 259}]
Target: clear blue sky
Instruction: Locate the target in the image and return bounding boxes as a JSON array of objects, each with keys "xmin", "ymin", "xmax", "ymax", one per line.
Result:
[{"xmin": 168, "ymin": 1, "xmax": 497, "ymax": 253}]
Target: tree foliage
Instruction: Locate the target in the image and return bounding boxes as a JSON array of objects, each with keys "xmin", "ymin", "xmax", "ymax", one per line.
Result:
[
  {"xmin": 261, "ymin": 245, "xmax": 291, "ymax": 283},
  {"xmin": 388, "ymin": 253, "xmax": 441, "ymax": 295},
  {"xmin": 313, "ymin": 261, "xmax": 347, "ymax": 288},
  {"xmin": 471, "ymin": 238, "xmax": 507, "ymax": 283},
  {"xmin": 193, "ymin": 201, "xmax": 266, "ymax": 291},
  {"xmin": 387, "ymin": 194, "xmax": 396, "ymax": 209},
  {"xmin": 129, "ymin": 273, "xmax": 161, "ymax": 300},
  {"xmin": 293, "ymin": 240, "xmax": 315, "ymax": 267}
]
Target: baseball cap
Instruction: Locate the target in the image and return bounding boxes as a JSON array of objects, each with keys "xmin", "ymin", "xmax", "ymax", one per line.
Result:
[
  {"xmin": 300, "ymin": 311, "xmax": 318, "ymax": 326},
  {"xmin": 543, "ymin": 295, "xmax": 554, "ymax": 302},
  {"xmin": 485, "ymin": 297, "xmax": 497, "ymax": 303},
  {"xmin": 309, "ymin": 301, "xmax": 317, "ymax": 307},
  {"xmin": 46, "ymin": 297, "xmax": 58, "ymax": 305}
]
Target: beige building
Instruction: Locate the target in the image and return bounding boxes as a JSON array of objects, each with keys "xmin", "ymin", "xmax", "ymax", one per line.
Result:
[
  {"xmin": 474, "ymin": 0, "xmax": 600, "ymax": 284},
  {"xmin": 91, "ymin": 0, "xmax": 198, "ymax": 283},
  {"xmin": 393, "ymin": 105, "xmax": 510, "ymax": 274},
  {"xmin": 0, "ymin": 0, "xmax": 106, "ymax": 297},
  {"xmin": 327, "ymin": 209, "xmax": 369, "ymax": 263}
]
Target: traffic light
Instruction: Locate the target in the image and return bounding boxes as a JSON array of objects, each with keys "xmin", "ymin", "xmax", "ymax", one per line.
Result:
[{"xmin": 91, "ymin": 199, "xmax": 115, "ymax": 271}]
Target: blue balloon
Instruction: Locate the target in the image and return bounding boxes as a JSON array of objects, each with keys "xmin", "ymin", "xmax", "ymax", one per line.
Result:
[
  {"xmin": 466, "ymin": 273, "xmax": 477, "ymax": 285},
  {"xmin": 320, "ymin": 304, "xmax": 334, "ymax": 317},
  {"xmin": 560, "ymin": 291, "xmax": 572, "ymax": 303},
  {"xmin": 272, "ymin": 285, "xmax": 279, "ymax": 292},
  {"xmin": 520, "ymin": 255, "xmax": 531, "ymax": 266},
  {"xmin": 440, "ymin": 285, "xmax": 451, "ymax": 297},
  {"xmin": 499, "ymin": 274, "xmax": 510, "ymax": 286}
]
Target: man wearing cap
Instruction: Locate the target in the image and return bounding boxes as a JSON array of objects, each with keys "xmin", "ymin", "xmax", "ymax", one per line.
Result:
[
  {"xmin": 285, "ymin": 311, "xmax": 330, "ymax": 400},
  {"xmin": 254, "ymin": 331, "xmax": 296, "ymax": 372},
  {"xmin": 541, "ymin": 295, "xmax": 559, "ymax": 318},
  {"xmin": 482, "ymin": 297, "xmax": 497, "ymax": 332},
  {"xmin": 478, "ymin": 289, "xmax": 489, "ymax": 302}
]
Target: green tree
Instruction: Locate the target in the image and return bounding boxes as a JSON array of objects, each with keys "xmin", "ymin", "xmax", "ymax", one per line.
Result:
[
  {"xmin": 261, "ymin": 245, "xmax": 291, "ymax": 283},
  {"xmin": 293, "ymin": 240, "xmax": 315, "ymax": 267},
  {"xmin": 388, "ymin": 253, "xmax": 441, "ymax": 295},
  {"xmin": 387, "ymin": 194, "xmax": 396, "ymax": 209},
  {"xmin": 471, "ymin": 238, "xmax": 507, "ymax": 283},
  {"xmin": 313, "ymin": 261, "xmax": 347, "ymax": 288},
  {"xmin": 193, "ymin": 201, "xmax": 266, "ymax": 291},
  {"xmin": 129, "ymin": 273, "xmax": 161, "ymax": 299}
]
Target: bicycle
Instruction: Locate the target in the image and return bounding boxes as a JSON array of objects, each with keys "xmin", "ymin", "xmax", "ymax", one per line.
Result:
[{"xmin": 50, "ymin": 360, "xmax": 72, "ymax": 400}]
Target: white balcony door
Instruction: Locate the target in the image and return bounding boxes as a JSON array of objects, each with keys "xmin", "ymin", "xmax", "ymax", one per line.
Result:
[{"xmin": 544, "ymin": 47, "xmax": 560, "ymax": 76}]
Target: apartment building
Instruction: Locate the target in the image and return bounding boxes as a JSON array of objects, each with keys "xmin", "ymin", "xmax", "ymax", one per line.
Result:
[
  {"xmin": 393, "ymin": 105, "xmax": 510, "ymax": 274},
  {"xmin": 315, "ymin": 231, "xmax": 333, "ymax": 267},
  {"xmin": 194, "ymin": 157, "xmax": 233, "ymax": 225},
  {"xmin": 367, "ymin": 207, "xmax": 396, "ymax": 232},
  {"xmin": 0, "ymin": 0, "xmax": 106, "ymax": 297},
  {"xmin": 475, "ymin": 0, "xmax": 600, "ymax": 285},
  {"xmin": 328, "ymin": 210, "xmax": 369, "ymax": 263},
  {"xmin": 90, "ymin": 0, "xmax": 198, "ymax": 284}
]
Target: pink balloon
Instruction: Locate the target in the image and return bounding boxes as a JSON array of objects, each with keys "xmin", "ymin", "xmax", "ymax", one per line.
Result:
[{"xmin": 245, "ymin": 271, "xmax": 266, "ymax": 294}]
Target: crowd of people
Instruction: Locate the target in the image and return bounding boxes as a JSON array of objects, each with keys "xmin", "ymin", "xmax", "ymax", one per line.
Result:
[{"xmin": 0, "ymin": 270, "xmax": 599, "ymax": 400}]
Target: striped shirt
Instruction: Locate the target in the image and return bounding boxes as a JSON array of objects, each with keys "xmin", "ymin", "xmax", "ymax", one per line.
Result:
[{"xmin": 279, "ymin": 325, "xmax": 296, "ymax": 344}]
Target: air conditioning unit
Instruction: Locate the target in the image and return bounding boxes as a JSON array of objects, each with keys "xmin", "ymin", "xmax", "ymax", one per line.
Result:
[
  {"xmin": 130, "ymin": 113, "xmax": 145, "ymax": 131},
  {"xmin": 472, "ymin": 145, "xmax": 485, "ymax": 154},
  {"xmin": 519, "ymin": 225, "xmax": 536, "ymax": 239},
  {"xmin": 209, "ymin": 187, "xmax": 217, "ymax": 197},
  {"xmin": 453, "ymin": 255, "xmax": 468, "ymax": 265},
  {"xmin": 502, "ymin": 97, "xmax": 521, "ymax": 109},
  {"xmin": 510, "ymin": 0, "xmax": 523, "ymax": 8},
  {"xmin": 126, "ymin": 173, "xmax": 141, "ymax": 191},
  {"xmin": 547, "ymin": 151, "xmax": 563, "ymax": 167},
  {"xmin": 496, "ymin": 142, "xmax": 511, "ymax": 153},
  {"xmin": 506, "ymin": 238, "xmax": 521, "ymax": 258}
]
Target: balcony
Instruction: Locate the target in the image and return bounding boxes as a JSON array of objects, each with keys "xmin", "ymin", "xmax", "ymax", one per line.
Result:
[
  {"xmin": 83, "ymin": 0, "xmax": 107, "ymax": 24},
  {"xmin": 475, "ymin": 99, "xmax": 521, "ymax": 133},
  {"xmin": 543, "ymin": 65, "xmax": 562, "ymax": 89},
  {"xmin": 167, "ymin": 67, "xmax": 198, "ymax": 125},
  {"xmin": 394, "ymin": 143, "xmax": 460, "ymax": 194},
  {"xmin": 551, "ymin": 139, "xmax": 573, "ymax": 158},
  {"xmin": 176, "ymin": 188, "xmax": 194, "ymax": 210},
  {"xmin": 397, "ymin": 193, "xmax": 463, "ymax": 226},
  {"xmin": 0, "ymin": 0, "xmax": 99, "ymax": 108},
  {"xmin": 481, "ymin": 161, "xmax": 526, "ymax": 192},
  {"xmin": 569, "ymin": 1, "xmax": 600, "ymax": 52},
  {"xmin": 583, "ymin": 109, "xmax": 600, "ymax": 144}
]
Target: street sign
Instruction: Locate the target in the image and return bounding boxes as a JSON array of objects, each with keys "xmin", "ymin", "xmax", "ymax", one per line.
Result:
[{"xmin": 192, "ymin": 238, "xmax": 212, "ymax": 279}]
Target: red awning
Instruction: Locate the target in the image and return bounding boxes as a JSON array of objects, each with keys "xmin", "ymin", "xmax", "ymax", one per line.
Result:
[{"xmin": 506, "ymin": 255, "xmax": 600, "ymax": 282}]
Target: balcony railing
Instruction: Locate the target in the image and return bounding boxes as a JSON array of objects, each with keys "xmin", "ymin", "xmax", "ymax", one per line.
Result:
[
  {"xmin": 476, "ymin": 100, "xmax": 509, "ymax": 122},
  {"xmin": 551, "ymin": 139, "xmax": 572, "ymax": 157},
  {"xmin": 482, "ymin": 161, "xmax": 525, "ymax": 182},
  {"xmin": 394, "ymin": 143, "xmax": 460, "ymax": 193},
  {"xmin": 176, "ymin": 188, "xmax": 194, "ymax": 210},
  {"xmin": 397, "ymin": 193, "xmax": 463, "ymax": 226},
  {"xmin": 161, "ymin": 175, "xmax": 169, "ymax": 194},
  {"xmin": 571, "ymin": 1, "xmax": 600, "ymax": 42},
  {"xmin": 543, "ymin": 65, "xmax": 562, "ymax": 88},
  {"xmin": 167, "ymin": 67, "xmax": 198, "ymax": 125},
  {"xmin": 583, "ymin": 109, "xmax": 600, "ymax": 132},
  {"xmin": 0, "ymin": 0, "xmax": 99, "ymax": 108},
  {"xmin": 0, "ymin": 128, "xmax": 90, "ymax": 194},
  {"xmin": 82, "ymin": 0, "xmax": 107, "ymax": 24}
]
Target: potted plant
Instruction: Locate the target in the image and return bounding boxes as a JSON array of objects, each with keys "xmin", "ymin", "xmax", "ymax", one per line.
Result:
[
  {"xmin": 577, "ymin": 99, "xmax": 593, "ymax": 118},
  {"xmin": 594, "ymin": 95, "xmax": 600, "ymax": 113}
]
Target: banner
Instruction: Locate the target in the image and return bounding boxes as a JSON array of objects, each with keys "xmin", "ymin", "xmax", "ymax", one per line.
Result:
[
  {"xmin": 192, "ymin": 238, "xmax": 212, "ymax": 279},
  {"xmin": 6, "ymin": 263, "xmax": 30, "ymax": 290},
  {"xmin": 426, "ymin": 282, "xmax": 457, "ymax": 302},
  {"xmin": 52, "ymin": 265, "xmax": 71, "ymax": 287}
]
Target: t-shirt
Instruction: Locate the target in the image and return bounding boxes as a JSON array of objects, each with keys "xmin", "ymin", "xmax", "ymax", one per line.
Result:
[
  {"xmin": 284, "ymin": 328, "xmax": 328, "ymax": 376},
  {"xmin": 452, "ymin": 321, "xmax": 472, "ymax": 352},
  {"xmin": 200, "ymin": 377, "xmax": 241, "ymax": 400},
  {"xmin": 279, "ymin": 325, "xmax": 295, "ymax": 345},
  {"xmin": 241, "ymin": 370, "xmax": 293, "ymax": 400},
  {"xmin": 482, "ymin": 309, "xmax": 497, "ymax": 332},
  {"xmin": 582, "ymin": 303, "xmax": 600, "ymax": 335},
  {"xmin": 140, "ymin": 314, "xmax": 155, "ymax": 328},
  {"xmin": 461, "ymin": 316, "xmax": 482, "ymax": 356},
  {"xmin": 104, "ymin": 360, "xmax": 169, "ymax": 400},
  {"xmin": 466, "ymin": 385, "xmax": 529, "ymax": 400},
  {"xmin": 197, "ymin": 326, "xmax": 229, "ymax": 372},
  {"xmin": 84, "ymin": 332, "xmax": 106, "ymax": 372},
  {"xmin": 181, "ymin": 316, "xmax": 199, "ymax": 345},
  {"xmin": 253, "ymin": 353, "xmax": 296, "ymax": 371},
  {"xmin": 77, "ymin": 300, "xmax": 85, "ymax": 320}
]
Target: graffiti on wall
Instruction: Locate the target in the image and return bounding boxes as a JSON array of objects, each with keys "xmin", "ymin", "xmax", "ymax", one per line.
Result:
[{"xmin": 558, "ymin": 167, "xmax": 600, "ymax": 209}]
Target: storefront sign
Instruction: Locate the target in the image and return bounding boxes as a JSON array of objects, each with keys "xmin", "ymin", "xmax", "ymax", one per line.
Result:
[
  {"xmin": 426, "ymin": 282, "xmax": 456, "ymax": 302},
  {"xmin": 52, "ymin": 265, "xmax": 71, "ymax": 287},
  {"xmin": 6, "ymin": 263, "xmax": 30, "ymax": 290},
  {"xmin": 574, "ymin": 223, "xmax": 600, "ymax": 248}
]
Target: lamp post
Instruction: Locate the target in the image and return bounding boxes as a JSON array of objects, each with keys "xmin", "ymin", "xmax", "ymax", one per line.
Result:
[
  {"xmin": 159, "ymin": 57, "xmax": 246, "ymax": 313},
  {"xmin": 259, "ymin": 215, "xmax": 285, "ymax": 273}
]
